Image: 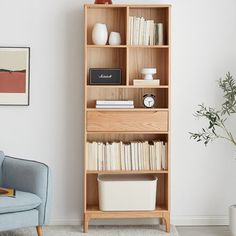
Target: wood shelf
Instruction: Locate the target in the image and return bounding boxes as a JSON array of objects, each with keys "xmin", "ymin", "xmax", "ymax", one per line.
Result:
[
  {"xmin": 87, "ymin": 170, "xmax": 168, "ymax": 174},
  {"xmin": 87, "ymin": 131, "xmax": 169, "ymax": 134},
  {"xmin": 86, "ymin": 205, "xmax": 168, "ymax": 214},
  {"xmin": 85, "ymin": 4, "xmax": 171, "ymax": 8},
  {"xmin": 87, "ymin": 45, "xmax": 169, "ymax": 49},
  {"xmin": 87, "ymin": 85, "xmax": 169, "ymax": 88},
  {"xmin": 87, "ymin": 45, "xmax": 127, "ymax": 48},
  {"xmin": 86, "ymin": 108, "xmax": 168, "ymax": 112}
]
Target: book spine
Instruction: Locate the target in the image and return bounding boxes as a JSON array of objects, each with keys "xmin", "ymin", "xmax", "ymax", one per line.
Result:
[
  {"xmin": 96, "ymin": 100, "xmax": 134, "ymax": 105},
  {"xmin": 157, "ymin": 23, "xmax": 164, "ymax": 45}
]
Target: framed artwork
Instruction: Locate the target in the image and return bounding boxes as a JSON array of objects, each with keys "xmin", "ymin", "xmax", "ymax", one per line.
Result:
[{"xmin": 0, "ymin": 47, "xmax": 30, "ymax": 105}]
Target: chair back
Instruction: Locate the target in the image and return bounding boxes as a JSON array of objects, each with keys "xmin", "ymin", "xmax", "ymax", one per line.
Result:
[{"xmin": 0, "ymin": 151, "xmax": 5, "ymax": 186}]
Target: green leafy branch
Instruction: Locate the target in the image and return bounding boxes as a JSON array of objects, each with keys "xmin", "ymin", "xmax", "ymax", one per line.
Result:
[{"xmin": 190, "ymin": 73, "xmax": 236, "ymax": 148}]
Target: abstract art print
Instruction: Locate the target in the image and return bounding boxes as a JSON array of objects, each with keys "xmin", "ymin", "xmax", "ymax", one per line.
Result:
[{"xmin": 0, "ymin": 47, "xmax": 30, "ymax": 105}]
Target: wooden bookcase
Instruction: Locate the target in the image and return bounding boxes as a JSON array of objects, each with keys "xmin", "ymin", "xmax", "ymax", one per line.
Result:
[{"xmin": 84, "ymin": 4, "xmax": 171, "ymax": 233}]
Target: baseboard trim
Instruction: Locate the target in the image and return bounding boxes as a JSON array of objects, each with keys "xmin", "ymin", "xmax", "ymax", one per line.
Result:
[
  {"xmin": 171, "ymin": 215, "xmax": 229, "ymax": 226},
  {"xmin": 49, "ymin": 216, "xmax": 229, "ymax": 226}
]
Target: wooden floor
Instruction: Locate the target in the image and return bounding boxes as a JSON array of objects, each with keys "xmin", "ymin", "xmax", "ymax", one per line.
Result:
[{"xmin": 177, "ymin": 226, "xmax": 230, "ymax": 236}]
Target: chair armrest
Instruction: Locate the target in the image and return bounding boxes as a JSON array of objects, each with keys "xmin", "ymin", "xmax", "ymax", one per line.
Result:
[{"xmin": 2, "ymin": 156, "xmax": 51, "ymax": 225}]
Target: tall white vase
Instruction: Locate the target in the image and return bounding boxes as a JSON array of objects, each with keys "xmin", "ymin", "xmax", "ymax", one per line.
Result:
[
  {"xmin": 230, "ymin": 205, "xmax": 236, "ymax": 235},
  {"xmin": 92, "ymin": 23, "xmax": 108, "ymax": 45}
]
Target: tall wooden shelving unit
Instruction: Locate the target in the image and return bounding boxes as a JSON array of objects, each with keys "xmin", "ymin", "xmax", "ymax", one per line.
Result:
[{"xmin": 84, "ymin": 4, "xmax": 171, "ymax": 233}]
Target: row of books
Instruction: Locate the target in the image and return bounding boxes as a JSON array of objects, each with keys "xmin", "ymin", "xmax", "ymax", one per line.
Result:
[
  {"xmin": 86, "ymin": 141, "xmax": 167, "ymax": 171},
  {"xmin": 129, "ymin": 16, "xmax": 164, "ymax": 45},
  {"xmin": 96, "ymin": 100, "xmax": 134, "ymax": 109}
]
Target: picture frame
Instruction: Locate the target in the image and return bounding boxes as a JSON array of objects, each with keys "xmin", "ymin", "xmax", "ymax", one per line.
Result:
[{"xmin": 0, "ymin": 47, "xmax": 30, "ymax": 105}]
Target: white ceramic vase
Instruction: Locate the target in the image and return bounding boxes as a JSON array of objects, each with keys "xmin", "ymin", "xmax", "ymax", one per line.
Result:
[
  {"xmin": 92, "ymin": 23, "xmax": 108, "ymax": 45},
  {"xmin": 108, "ymin": 32, "xmax": 121, "ymax": 45},
  {"xmin": 230, "ymin": 205, "xmax": 236, "ymax": 235}
]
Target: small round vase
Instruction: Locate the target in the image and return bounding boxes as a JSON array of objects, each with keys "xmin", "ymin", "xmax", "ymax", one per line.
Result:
[
  {"xmin": 92, "ymin": 23, "xmax": 108, "ymax": 45},
  {"xmin": 108, "ymin": 32, "xmax": 121, "ymax": 45}
]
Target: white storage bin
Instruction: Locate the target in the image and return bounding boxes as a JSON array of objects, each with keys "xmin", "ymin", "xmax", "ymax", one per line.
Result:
[{"xmin": 98, "ymin": 174, "xmax": 157, "ymax": 211}]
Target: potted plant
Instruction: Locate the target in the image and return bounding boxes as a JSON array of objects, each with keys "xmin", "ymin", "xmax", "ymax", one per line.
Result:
[{"xmin": 190, "ymin": 72, "xmax": 236, "ymax": 235}]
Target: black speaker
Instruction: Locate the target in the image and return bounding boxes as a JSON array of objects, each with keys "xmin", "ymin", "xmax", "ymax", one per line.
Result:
[{"xmin": 89, "ymin": 68, "xmax": 121, "ymax": 85}]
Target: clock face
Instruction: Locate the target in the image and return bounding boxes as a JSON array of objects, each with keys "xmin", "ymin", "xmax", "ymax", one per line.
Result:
[{"xmin": 143, "ymin": 95, "xmax": 155, "ymax": 108}]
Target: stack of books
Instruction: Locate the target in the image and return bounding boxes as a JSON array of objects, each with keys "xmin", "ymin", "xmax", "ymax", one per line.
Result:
[
  {"xmin": 86, "ymin": 141, "xmax": 167, "ymax": 171},
  {"xmin": 133, "ymin": 79, "xmax": 160, "ymax": 86},
  {"xmin": 129, "ymin": 16, "xmax": 164, "ymax": 46},
  {"xmin": 96, "ymin": 100, "xmax": 134, "ymax": 109}
]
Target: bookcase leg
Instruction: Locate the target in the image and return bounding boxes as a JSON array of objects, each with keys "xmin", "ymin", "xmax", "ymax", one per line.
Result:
[
  {"xmin": 83, "ymin": 214, "xmax": 90, "ymax": 233},
  {"xmin": 162, "ymin": 212, "xmax": 170, "ymax": 233}
]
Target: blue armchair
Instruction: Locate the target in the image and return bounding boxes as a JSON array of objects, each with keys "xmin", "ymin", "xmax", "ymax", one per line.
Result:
[{"xmin": 0, "ymin": 151, "xmax": 51, "ymax": 236}]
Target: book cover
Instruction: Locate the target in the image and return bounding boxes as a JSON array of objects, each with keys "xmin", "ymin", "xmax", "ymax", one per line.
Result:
[{"xmin": 0, "ymin": 188, "xmax": 16, "ymax": 197}]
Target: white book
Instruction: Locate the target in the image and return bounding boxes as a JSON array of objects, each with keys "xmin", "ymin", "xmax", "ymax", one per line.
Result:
[
  {"xmin": 154, "ymin": 141, "xmax": 162, "ymax": 170},
  {"xmin": 134, "ymin": 142, "xmax": 139, "ymax": 171},
  {"xmin": 149, "ymin": 20, "xmax": 155, "ymax": 45},
  {"xmin": 96, "ymin": 100, "xmax": 134, "ymax": 105},
  {"xmin": 143, "ymin": 20, "xmax": 147, "ymax": 46},
  {"xmin": 86, "ymin": 142, "xmax": 89, "ymax": 170},
  {"xmin": 153, "ymin": 23, "xmax": 156, "ymax": 46},
  {"xmin": 131, "ymin": 142, "xmax": 135, "ymax": 170},
  {"xmin": 144, "ymin": 141, "xmax": 150, "ymax": 170},
  {"xmin": 124, "ymin": 144, "xmax": 127, "ymax": 170},
  {"xmin": 92, "ymin": 142, "xmax": 98, "ymax": 170},
  {"xmin": 144, "ymin": 20, "xmax": 151, "ymax": 45},
  {"xmin": 133, "ymin": 79, "xmax": 160, "ymax": 86},
  {"xmin": 137, "ymin": 142, "xmax": 141, "ymax": 170},
  {"xmin": 138, "ymin": 17, "xmax": 145, "ymax": 45},
  {"xmin": 162, "ymin": 142, "xmax": 167, "ymax": 170},
  {"xmin": 96, "ymin": 105, "xmax": 134, "ymax": 109},
  {"xmin": 140, "ymin": 142, "xmax": 144, "ymax": 170},
  {"xmin": 106, "ymin": 143, "xmax": 111, "ymax": 171},
  {"xmin": 157, "ymin": 23, "xmax": 164, "ymax": 45},
  {"xmin": 149, "ymin": 144, "xmax": 153, "ymax": 170},
  {"xmin": 129, "ymin": 16, "xmax": 134, "ymax": 45},
  {"xmin": 127, "ymin": 144, "xmax": 131, "ymax": 171},
  {"xmin": 133, "ymin": 17, "xmax": 140, "ymax": 45},
  {"xmin": 120, "ymin": 142, "xmax": 125, "ymax": 170},
  {"xmin": 117, "ymin": 142, "xmax": 121, "ymax": 170},
  {"xmin": 97, "ymin": 142, "xmax": 103, "ymax": 171}
]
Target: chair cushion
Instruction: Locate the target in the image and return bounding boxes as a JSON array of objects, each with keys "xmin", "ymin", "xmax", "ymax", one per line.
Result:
[{"xmin": 0, "ymin": 190, "xmax": 42, "ymax": 214}]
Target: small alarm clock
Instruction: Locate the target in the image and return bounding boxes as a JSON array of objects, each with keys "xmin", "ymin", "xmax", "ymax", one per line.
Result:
[{"xmin": 143, "ymin": 94, "xmax": 155, "ymax": 108}]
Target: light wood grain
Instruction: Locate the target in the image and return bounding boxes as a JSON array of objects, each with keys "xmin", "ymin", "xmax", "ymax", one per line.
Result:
[
  {"xmin": 87, "ymin": 170, "xmax": 168, "ymax": 174},
  {"xmin": 87, "ymin": 111, "xmax": 168, "ymax": 132},
  {"xmin": 36, "ymin": 226, "xmax": 43, "ymax": 236},
  {"xmin": 128, "ymin": 48, "xmax": 169, "ymax": 85},
  {"xmin": 87, "ymin": 87, "xmax": 168, "ymax": 109},
  {"xmin": 87, "ymin": 7, "xmax": 126, "ymax": 45},
  {"xmin": 87, "ymin": 133, "xmax": 168, "ymax": 143},
  {"xmin": 87, "ymin": 48, "xmax": 126, "ymax": 85},
  {"xmin": 84, "ymin": 4, "xmax": 171, "ymax": 233}
]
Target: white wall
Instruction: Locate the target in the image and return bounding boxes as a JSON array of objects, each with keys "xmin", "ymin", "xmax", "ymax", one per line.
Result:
[{"xmin": 0, "ymin": 0, "xmax": 236, "ymax": 226}]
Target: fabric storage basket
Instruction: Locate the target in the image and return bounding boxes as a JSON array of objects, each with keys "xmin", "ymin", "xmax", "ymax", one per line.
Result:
[{"xmin": 98, "ymin": 174, "xmax": 157, "ymax": 211}]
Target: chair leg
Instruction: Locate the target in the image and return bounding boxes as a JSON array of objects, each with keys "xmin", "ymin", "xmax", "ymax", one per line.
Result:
[{"xmin": 36, "ymin": 226, "xmax": 43, "ymax": 236}]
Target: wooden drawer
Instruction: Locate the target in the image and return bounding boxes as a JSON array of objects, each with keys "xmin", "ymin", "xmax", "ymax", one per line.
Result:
[{"xmin": 87, "ymin": 111, "xmax": 168, "ymax": 132}]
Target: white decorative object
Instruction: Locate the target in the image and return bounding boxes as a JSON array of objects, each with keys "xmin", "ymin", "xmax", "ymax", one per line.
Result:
[
  {"xmin": 230, "ymin": 205, "xmax": 236, "ymax": 235},
  {"xmin": 98, "ymin": 174, "xmax": 157, "ymax": 211},
  {"xmin": 92, "ymin": 23, "xmax": 108, "ymax": 45},
  {"xmin": 141, "ymin": 68, "xmax": 157, "ymax": 80},
  {"xmin": 108, "ymin": 32, "xmax": 121, "ymax": 45}
]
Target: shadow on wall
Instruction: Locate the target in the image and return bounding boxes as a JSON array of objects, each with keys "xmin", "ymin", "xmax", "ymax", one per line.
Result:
[{"xmin": 61, "ymin": 7, "xmax": 84, "ymax": 220}]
